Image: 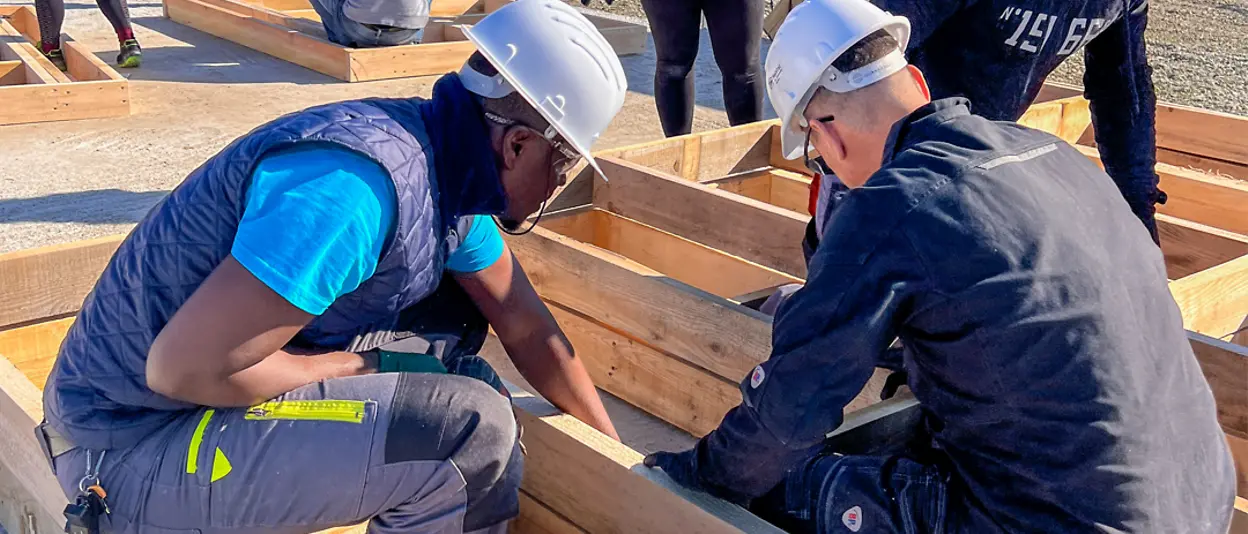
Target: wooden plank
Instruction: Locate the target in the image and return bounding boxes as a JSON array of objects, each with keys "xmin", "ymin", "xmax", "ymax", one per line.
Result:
[
  {"xmin": 704, "ymin": 171, "xmax": 772, "ymax": 205},
  {"xmin": 582, "ymin": 13, "xmax": 646, "ymax": 57},
  {"xmin": 543, "ymin": 209, "xmax": 801, "ymax": 299},
  {"xmin": 344, "ymin": 40, "xmax": 477, "ymax": 82},
  {"xmin": 1157, "ymin": 215, "xmax": 1248, "ymax": 280},
  {"xmin": 0, "ymin": 317, "xmax": 72, "ymax": 389},
  {"xmin": 511, "ymin": 384, "xmax": 783, "ymax": 534},
  {"xmin": 0, "ymin": 59, "xmax": 23, "ymax": 85},
  {"xmin": 548, "ymin": 302, "xmax": 740, "ymax": 437},
  {"xmin": 594, "ymin": 157, "xmax": 809, "ymax": 278},
  {"xmin": 0, "ymin": 358, "xmax": 64, "ymax": 533},
  {"xmin": 2, "ymin": 5, "xmax": 42, "ymax": 43},
  {"xmin": 1190, "ymin": 333, "xmax": 1248, "ymax": 438},
  {"xmin": 1157, "ymin": 148, "xmax": 1248, "ymax": 183},
  {"xmin": 0, "ymin": 80, "xmax": 129, "ymax": 125},
  {"xmin": 0, "ymin": 236, "xmax": 119, "ymax": 330},
  {"xmin": 164, "ymin": 0, "xmax": 351, "ymax": 80},
  {"xmin": 1155, "ymin": 103, "xmax": 1248, "ymax": 166},
  {"xmin": 0, "ymin": 18, "xmax": 71, "ymax": 85},
  {"xmin": 508, "ymin": 226, "xmax": 774, "ymax": 385},
  {"xmin": 1234, "ymin": 498, "xmax": 1248, "ymax": 534},
  {"xmin": 1076, "ymin": 145, "xmax": 1248, "ymax": 235},
  {"xmin": 514, "ymin": 491, "xmax": 586, "ymax": 534},
  {"xmin": 1171, "ymin": 255, "xmax": 1248, "ymax": 341},
  {"xmin": 766, "ymin": 169, "xmax": 813, "ymax": 215},
  {"xmin": 598, "ymin": 122, "xmax": 774, "ymax": 180},
  {"xmin": 62, "ymin": 40, "xmax": 126, "ymax": 83}
]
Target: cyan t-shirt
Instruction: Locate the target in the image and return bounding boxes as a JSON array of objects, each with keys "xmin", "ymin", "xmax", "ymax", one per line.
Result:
[{"xmin": 231, "ymin": 146, "xmax": 504, "ymax": 314}]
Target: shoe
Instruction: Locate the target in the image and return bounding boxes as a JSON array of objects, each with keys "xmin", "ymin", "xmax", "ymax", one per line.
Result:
[
  {"xmin": 116, "ymin": 39, "xmax": 141, "ymax": 68},
  {"xmin": 43, "ymin": 48, "xmax": 68, "ymax": 72}
]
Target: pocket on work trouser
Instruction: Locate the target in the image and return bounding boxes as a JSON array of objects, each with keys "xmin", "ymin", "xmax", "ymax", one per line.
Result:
[{"xmin": 199, "ymin": 387, "xmax": 383, "ymax": 529}]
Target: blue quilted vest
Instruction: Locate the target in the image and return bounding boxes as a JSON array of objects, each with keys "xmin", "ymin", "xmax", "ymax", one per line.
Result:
[{"xmin": 43, "ymin": 75, "xmax": 508, "ymax": 450}]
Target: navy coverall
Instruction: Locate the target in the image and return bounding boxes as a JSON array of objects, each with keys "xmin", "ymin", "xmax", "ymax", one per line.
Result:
[
  {"xmin": 653, "ymin": 99, "xmax": 1234, "ymax": 532},
  {"xmin": 810, "ymin": 0, "xmax": 1164, "ymax": 251}
]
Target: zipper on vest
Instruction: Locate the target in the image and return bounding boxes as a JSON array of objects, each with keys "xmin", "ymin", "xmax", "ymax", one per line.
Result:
[{"xmin": 245, "ymin": 400, "xmax": 369, "ymax": 423}]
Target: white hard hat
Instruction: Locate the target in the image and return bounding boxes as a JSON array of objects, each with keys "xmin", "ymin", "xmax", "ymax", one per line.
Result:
[
  {"xmin": 462, "ymin": 0, "xmax": 627, "ymax": 178},
  {"xmin": 765, "ymin": 0, "xmax": 912, "ymax": 160}
]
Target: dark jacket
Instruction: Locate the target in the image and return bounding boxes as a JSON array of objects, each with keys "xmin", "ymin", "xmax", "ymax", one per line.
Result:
[
  {"xmin": 44, "ymin": 75, "xmax": 507, "ymax": 450},
  {"xmin": 691, "ymin": 99, "xmax": 1233, "ymax": 532},
  {"xmin": 875, "ymin": 0, "xmax": 1163, "ymax": 237}
]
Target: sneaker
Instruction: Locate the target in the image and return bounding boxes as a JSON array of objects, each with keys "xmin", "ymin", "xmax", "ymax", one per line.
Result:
[
  {"xmin": 116, "ymin": 39, "xmax": 141, "ymax": 68},
  {"xmin": 43, "ymin": 48, "xmax": 68, "ymax": 72}
]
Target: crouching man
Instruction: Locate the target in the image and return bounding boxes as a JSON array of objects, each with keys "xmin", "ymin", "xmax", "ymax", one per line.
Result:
[
  {"xmin": 37, "ymin": 1, "xmax": 628, "ymax": 532},
  {"xmin": 646, "ymin": 0, "xmax": 1235, "ymax": 531}
]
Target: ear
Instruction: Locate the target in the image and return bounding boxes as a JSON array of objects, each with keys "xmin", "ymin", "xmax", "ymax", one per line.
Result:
[
  {"xmin": 810, "ymin": 118, "xmax": 848, "ymax": 166},
  {"xmin": 500, "ymin": 127, "xmax": 539, "ymax": 171},
  {"xmin": 907, "ymin": 64, "xmax": 931, "ymax": 101}
]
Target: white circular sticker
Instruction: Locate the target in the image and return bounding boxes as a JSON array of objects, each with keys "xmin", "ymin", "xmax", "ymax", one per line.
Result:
[{"xmin": 750, "ymin": 365, "xmax": 766, "ymax": 389}]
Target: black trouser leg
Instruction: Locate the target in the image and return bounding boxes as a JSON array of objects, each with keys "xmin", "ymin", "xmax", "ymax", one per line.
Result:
[
  {"xmin": 95, "ymin": 0, "xmax": 133, "ymax": 35},
  {"xmin": 703, "ymin": 0, "xmax": 764, "ymax": 126},
  {"xmin": 641, "ymin": 0, "xmax": 702, "ymax": 137},
  {"xmin": 34, "ymin": 0, "xmax": 65, "ymax": 48}
]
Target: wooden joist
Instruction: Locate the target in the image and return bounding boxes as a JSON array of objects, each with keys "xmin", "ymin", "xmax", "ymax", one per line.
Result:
[
  {"xmin": 162, "ymin": 0, "xmax": 647, "ymax": 82},
  {"xmin": 0, "ymin": 6, "xmax": 130, "ymax": 126}
]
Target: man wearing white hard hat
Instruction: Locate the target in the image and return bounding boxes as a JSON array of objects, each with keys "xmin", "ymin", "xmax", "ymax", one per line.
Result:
[
  {"xmin": 645, "ymin": 0, "xmax": 1234, "ymax": 531},
  {"xmin": 36, "ymin": 1, "xmax": 625, "ymax": 532}
]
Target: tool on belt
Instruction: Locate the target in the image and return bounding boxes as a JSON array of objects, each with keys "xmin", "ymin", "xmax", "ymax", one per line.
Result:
[{"xmin": 64, "ymin": 450, "xmax": 110, "ymax": 534}]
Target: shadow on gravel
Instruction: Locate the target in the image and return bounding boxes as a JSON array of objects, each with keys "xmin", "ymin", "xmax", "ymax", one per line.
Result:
[
  {"xmin": 123, "ymin": 16, "xmax": 341, "ymax": 85},
  {"xmin": 620, "ymin": 29, "xmax": 778, "ymax": 119},
  {"xmin": 0, "ymin": 189, "xmax": 168, "ymax": 224}
]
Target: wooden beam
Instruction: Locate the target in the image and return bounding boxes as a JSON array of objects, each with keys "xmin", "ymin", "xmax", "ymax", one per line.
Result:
[
  {"xmin": 514, "ymin": 491, "xmax": 586, "ymax": 534},
  {"xmin": 594, "ymin": 157, "xmax": 809, "ymax": 278},
  {"xmin": 164, "ymin": 0, "xmax": 351, "ymax": 80},
  {"xmin": 0, "ymin": 317, "xmax": 73, "ymax": 388},
  {"xmin": 1076, "ymin": 145, "xmax": 1248, "ymax": 235},
  {"xmin": 0, "ymin": 59, "xmax": 23, "ymax": 85},
  {"xmin": 1, "ymin": 5, "xmax": 42, "ymax": 43},
  {"xmin": 541, "ymin": 209, "xmax": 801, "ymax": 299},
  {"xmin": 0, "ymin": 358, "xmax": 64, "ymax": 533},
  {"xmin": 1229, "ymin": 433, "xmax": 1248, "ymax": 500},
  {"xmin": 1155, "ymin": 103, "xmax": 1248, "ymax": 166},
  {"xmin": 1157, "ymin": 215, "xmax": 1248, "ymax": 280},
  {"xmin": 1189, "ymin": 333, "xmax": 1248, "ymax": 438},
  {"xmin": 596, "ymin": 121, "xmax": 775, "ymax": 181},
  {"xmin": 507, "ymin": 225, "xmax": 774, "ymax": 385},
  {"xmin": 1171, "ymin": 255, "xmax": 1248, "ymax": 340},
  {"xmin": 511, "ymin": 384, "xmax": 783, "ymax": 534},
  {"xmin": 62, "ymin": 40, "xmax": 127, "ymax": 83},
  {"xmin": 1157, "ymin": 147, "xmax": 1248, "ymax": 183},
  {"xmin": 345, "ymin": 40, "xmax": 477, "ymax": 82},
  {"xmin": 0, "ymin": 80, "xmax": 131, "ymax": 125},
  {"xmin": 548, "ymin": 302, "xmax": 740, "ymax": 437},
  {"xmin": 765, "ymin": 169, "xmax": 812, "ymax": 215},
  {"xmin": 0, "ymin": 236, "xmax": 120, "ymax": 330}
]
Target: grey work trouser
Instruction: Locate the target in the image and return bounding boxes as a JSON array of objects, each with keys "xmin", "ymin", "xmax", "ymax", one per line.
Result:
[{"xmin": 51, "ymin": 279, "xmax": 522, "ymax": 534}]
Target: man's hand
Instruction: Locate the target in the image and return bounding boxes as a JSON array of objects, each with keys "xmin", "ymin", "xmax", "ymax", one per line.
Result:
[
  {"xmin": 456, "ymin": 244, "xmax": 620, "ymax": 440},
  {"xmin": 644, "ymin": 448, "xmax": 750, "ymax": 505}
]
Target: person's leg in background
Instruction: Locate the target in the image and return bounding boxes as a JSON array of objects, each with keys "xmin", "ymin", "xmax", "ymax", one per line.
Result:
[
  {"xmin": 640, "ymin": 0, "xmax": 703, "ymax": 137},
  {"xmin": 92, "ymin": 0, "xmax": 141, "ymax": 67},
  {"xmin": 702, "ymin": 0, "xmax": 764, "ymax": 126},
  {"xmin": 34, "ymin": 0, "xmax": 68, "ymax": 70}
]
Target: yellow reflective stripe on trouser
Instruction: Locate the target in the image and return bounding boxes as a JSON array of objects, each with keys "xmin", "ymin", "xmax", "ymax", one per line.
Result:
[{"xmin": 186, "ymin": 409, "xmax": 215, "ymax": 474}]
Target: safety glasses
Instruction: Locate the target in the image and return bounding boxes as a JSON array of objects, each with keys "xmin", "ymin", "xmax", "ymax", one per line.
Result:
[
  {"xmin": 803, "ymin": 114, "xmax": 836, "ymax": 176},
  {"xmin": 485, "ymin": 111, "xmax": 581, "ymax": 178}
]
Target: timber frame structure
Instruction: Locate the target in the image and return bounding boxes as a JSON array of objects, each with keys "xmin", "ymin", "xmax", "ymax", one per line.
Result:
[
  {"xmin": 0, "ymin": 6, "xmax": 130, "ymax": 126},
  {"xmin": 160, "ymin": 0, "xmax": 647, "ymax": 82},
  {"xmin": 1, "ymin": 93, "xmax": 1247, "ymax": 533}
]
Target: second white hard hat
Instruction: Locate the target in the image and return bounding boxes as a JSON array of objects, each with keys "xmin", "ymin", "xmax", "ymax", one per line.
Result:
[
  {"xmin": 765, "ymin": 0, "xmax": 912, "ymax": 160},
  {"xmin": 462, "ymin": 0, "xmax": 627, "ymax": 177}
]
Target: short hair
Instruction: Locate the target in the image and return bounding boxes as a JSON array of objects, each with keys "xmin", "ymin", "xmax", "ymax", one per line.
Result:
[
  {"xmin": 466, "ymin": 52, "xmax": 552, "ymax": 133},
  {"xmin": 831, "ymin": 29, "xmax": 901, "ymax": 74}
]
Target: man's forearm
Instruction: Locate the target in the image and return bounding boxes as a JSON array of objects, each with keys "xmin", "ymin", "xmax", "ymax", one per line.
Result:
[
  {"xmin": 169, "ymin": 349, "xmax": 377, "ymax": 407},
  {"xmin": 504, "ymin": 328, "xmax": 619, "ymax": 440}
]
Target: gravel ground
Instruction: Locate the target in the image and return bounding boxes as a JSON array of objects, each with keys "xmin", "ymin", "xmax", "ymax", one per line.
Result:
[{"xmin": 593, "ymin": 0, "xmax": 1248, "ymax": 116}]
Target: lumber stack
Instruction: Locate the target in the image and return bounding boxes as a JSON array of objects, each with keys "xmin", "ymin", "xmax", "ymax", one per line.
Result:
[
  {"xmin": 0, "ymin": 6, "xmax": 130, "ymax": 126},
  {"xmin": 160, "ymin": 0, "xmax": 647, "ymax": 82}
]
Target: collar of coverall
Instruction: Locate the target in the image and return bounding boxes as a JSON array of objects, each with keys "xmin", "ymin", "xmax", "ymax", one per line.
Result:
[
  {"xmin": 425, "ymin": 74, "xmax": 510, "ymax": 219},
  {"xmin": 878, "ymin": 97, "xmax": 972, "ymax": 167}
]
